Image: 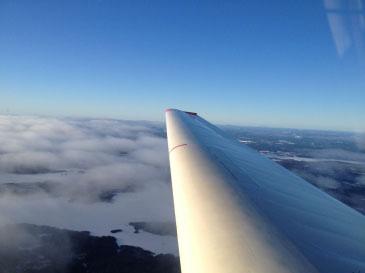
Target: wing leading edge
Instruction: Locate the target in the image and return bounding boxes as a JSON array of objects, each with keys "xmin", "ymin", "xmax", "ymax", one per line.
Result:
[{"xmin": 166, "ymin": 109, "xmax": 365, "ymax": 273}]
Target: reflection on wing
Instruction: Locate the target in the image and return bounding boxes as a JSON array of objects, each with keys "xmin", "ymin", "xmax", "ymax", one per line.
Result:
[{"xmin": 166, "ymin": 109, "xmax": 365, "ymax": 273}]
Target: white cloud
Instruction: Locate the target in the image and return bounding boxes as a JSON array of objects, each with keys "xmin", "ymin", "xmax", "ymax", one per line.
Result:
[
  {"xmin": 356, "ymin": 174, "xmax": 365, "ymax": 185},
  {"xmin": 0, "ymin": 115, "xmax": 177, "ymax": 254},
  {"xmin": 0, "ymin": 115, "xmax": 170, "ymax": 201},
  {"xmin": 355, "ymin": 133, "xmax": 365, "ymax": 151},
  {"xmin": 313, "ymin": 176, "xmax": 341, "ymax": 189}
]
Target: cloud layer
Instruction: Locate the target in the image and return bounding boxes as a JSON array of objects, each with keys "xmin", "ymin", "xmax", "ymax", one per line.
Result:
[
  {"xmin": 0, "ymin": 115, "xmax": 177, "ymax": 254},
  {"xmin": 0, "ymin": 115, "xmax": 170, "ymax": 203}
]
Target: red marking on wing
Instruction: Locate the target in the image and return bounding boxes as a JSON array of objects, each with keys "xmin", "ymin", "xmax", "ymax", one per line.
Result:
[{"xmin": 169, "ymin": 143, "xmax": 188, "ymax": 153}]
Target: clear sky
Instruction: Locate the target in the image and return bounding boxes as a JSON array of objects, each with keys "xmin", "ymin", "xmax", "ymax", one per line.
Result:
[{"xmin": 0, "ymin": 0, "xmax": 364, "ymax": 131}]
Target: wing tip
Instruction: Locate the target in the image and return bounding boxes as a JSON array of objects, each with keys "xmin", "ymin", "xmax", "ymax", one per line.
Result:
[{"xmin": 165, "ymin": 108, "xmax": 198, "ymax": 116}]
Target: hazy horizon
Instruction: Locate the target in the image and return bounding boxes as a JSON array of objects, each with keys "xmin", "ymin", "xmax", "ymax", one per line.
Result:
[{"xmin": 1, "ymin": 111, "xmax": 364, "ymax": 133}]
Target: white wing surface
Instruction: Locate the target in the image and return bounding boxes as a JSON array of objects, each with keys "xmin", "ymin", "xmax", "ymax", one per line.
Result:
[{"xmin": 166, "ymin": 109, "xmax": 365, "ymax": 273}]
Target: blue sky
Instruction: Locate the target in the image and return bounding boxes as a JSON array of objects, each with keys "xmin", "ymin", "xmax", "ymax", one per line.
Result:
[{"xmin": 0, "ymin": 0, "xmax": 364, "ymax": 131}]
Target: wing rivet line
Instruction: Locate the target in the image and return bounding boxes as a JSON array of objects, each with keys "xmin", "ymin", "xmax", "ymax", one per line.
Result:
[{"xmin": 169, "ymin": 143, "xmax": 188, "ymax": 153}]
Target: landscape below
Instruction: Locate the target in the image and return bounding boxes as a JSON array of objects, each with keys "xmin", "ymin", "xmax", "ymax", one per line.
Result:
[{"xmin": 0, "ymin": 116, "xmax": 364, "ymax": 273}]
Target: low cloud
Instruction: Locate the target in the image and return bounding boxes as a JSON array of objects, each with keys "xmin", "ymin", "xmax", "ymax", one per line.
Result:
[
  {"xmin": 293, "ymin": 171, "xmax": 342, "ymax": 190},
  {"xmin": 0, "ymin": 115, "xmax": 170, "ymax": 203},
  {"xmin": 308, "ymin": 148, "xmax": 365, "ymax": 163},
  {"xmin": 0, "ymin": 115, "xmax": 177, "ymax": 254},
  {"xmin": 312, "ymin": 176, "xmax": 342, "ymax": 189},
  {"xmin": 356, "ymin": 175, "xmax": 365, "ymax": 185},
  {"xmin": 355, "ymin": 133, "xmax": 365, "ymax": 151}
]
